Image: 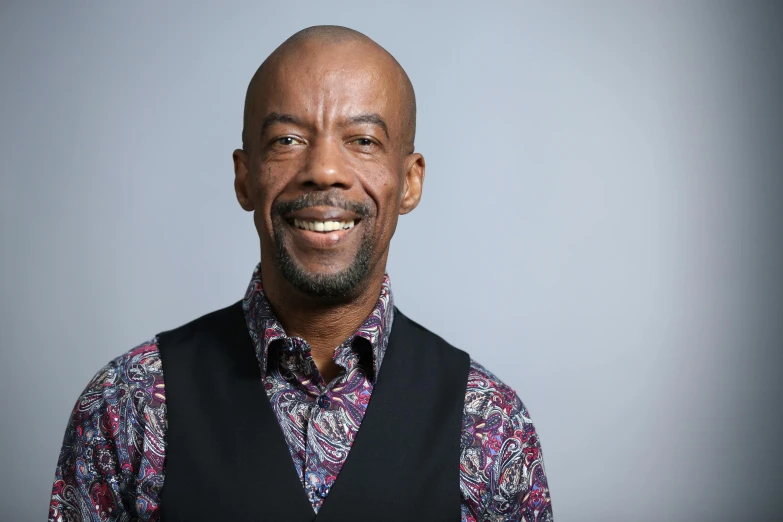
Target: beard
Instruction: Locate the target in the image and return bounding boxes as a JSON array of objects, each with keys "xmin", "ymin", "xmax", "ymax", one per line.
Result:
[{"xmin": 271, "ymin": 191, "xmax": 374, "ymax": 298}]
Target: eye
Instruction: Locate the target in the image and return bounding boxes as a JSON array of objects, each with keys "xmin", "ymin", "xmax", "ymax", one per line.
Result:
[
  {"xmin": 275, "ymin": 136, "xmax": 303, "ymax": 146},
  {"xmin": 351, "ymin": 138, "xmax": 375, "ymax": 147}
]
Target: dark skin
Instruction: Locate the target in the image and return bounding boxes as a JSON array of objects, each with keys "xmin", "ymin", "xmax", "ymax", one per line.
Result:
[{"xmin": 233, "ymin": 38, "xmax": 425, "ymax": 383}]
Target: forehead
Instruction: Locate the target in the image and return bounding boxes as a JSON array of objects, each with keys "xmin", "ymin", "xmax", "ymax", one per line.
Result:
[{"xmin": 253, "ymin": 42, "xmax": 403, "ymax": 128}]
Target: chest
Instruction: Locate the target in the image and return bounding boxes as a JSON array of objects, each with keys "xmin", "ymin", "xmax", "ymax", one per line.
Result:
[
  {"xmin": 157, "ymin": 303, "xmax": 470, "ymax": 522},
  {"xmin": 263, "ymin": 349, "xmax": 375, "ymax": 510}
]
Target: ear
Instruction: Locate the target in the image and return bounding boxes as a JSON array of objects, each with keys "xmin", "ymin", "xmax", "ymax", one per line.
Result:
[
  {"xmin": 233, "ymin": 149, "xmax": 255, "ymax": 211},
  {"xmin": 399, "ymin": 153, "xmax": 425, "ymax": 215}
]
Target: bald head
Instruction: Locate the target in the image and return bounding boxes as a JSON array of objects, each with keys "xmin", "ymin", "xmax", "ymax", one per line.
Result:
[{"xmin": 242, "ymin": 26, "xmax": 417, "ymax": 153}]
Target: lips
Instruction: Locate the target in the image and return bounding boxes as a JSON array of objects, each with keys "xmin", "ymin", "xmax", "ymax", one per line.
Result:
[
  {"xmin": 281, "ymin": 206, "xmax": 363, "ymax": 248},
  {"xmin": 284, "ymin": 206, "xmax": 362, "ymax": 232},
  {"xmin": 293, "ymin": 219, "xmax": 355, "ymax": 232}
]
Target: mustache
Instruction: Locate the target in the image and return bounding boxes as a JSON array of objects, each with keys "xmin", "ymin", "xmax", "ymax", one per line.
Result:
[{"xmin": 272, "ymin": 191, "xmax": 372, "ymax": 218}]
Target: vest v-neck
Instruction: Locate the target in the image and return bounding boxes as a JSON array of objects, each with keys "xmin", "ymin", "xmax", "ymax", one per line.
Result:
[{"xmin": 158, "ymin": 301, "xmax": 470, "ymax": 521}]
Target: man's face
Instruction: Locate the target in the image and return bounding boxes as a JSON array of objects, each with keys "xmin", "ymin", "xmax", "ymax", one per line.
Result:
[{"xmin": 233, "ymin": 41, "xmax": 423, "ymax": 298}]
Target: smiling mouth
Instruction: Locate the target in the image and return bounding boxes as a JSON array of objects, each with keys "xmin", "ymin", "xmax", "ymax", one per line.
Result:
[{"xmin": 292, "ymin": 219, "xmax": 357, "ymax": 232}]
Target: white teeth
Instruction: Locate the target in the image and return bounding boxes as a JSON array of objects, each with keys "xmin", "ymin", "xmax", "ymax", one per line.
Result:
[{"xmin": 293, "ymin": 219, "xmax": 356, "ymax": 232}]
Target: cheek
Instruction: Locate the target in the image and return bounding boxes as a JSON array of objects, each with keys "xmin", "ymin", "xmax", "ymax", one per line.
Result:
[
  {"xmin": 381, "ymin": 162, "xmax": 407, "ymax": 209},
  {"xmin": 364, "ymin": 168, "xmax": 405, "ymax": 232},
  {"xmin": 250, "ymin": 164, "xmax": 286, "ymax": 235}
]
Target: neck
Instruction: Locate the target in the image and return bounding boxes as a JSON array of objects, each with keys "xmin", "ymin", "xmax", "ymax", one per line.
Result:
[{"xmin": 260, "ymin": 259, "xmax": 387, "ymax": 383}]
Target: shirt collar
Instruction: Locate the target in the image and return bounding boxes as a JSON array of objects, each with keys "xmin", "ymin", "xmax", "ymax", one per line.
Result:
[{"xmin": 241, "ymin": 262, "xmax": 394, "ymax": 382}]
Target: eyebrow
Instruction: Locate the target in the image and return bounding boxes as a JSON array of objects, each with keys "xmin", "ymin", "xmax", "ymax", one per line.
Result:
[
  {"xmin": 347, "ymin": 113, "xmax": 389, "ymax": 139},
  {"xmin": 259, "ymin": 112, "xmax": 390, "ymax": 139},
  {"xmin": 260, "ymin": 112, "xmax": 306, "ymax": 134}
]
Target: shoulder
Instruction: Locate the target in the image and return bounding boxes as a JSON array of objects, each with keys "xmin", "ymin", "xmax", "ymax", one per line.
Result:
[
  {"xmin": 393, "ymin": 309, "xmax": 471, "ymax": 363},
  {"xmin": 51, "ymin": 339, "xmax": 167, "ymax": 521},
  {"xmin": 464, "ymin": 358, "xmax": 531, "ymax": 422},
  {"xmin": 462, "ymin": 360, "xmax": 539, "ymax": 466},
  {"xmin": 63, "ymin": 338, "xmax": 167, "ymax": 477},
  {"xmin": 86, "ymin": 338, "xmax": 164, "ymax": 406},
  {"xmin": 460, "ymin": 359, "xmax": 551, "ymax": 520},
  {"xmin": 70, "ymin": 337, "xmax": 166, "ymax": 444}
]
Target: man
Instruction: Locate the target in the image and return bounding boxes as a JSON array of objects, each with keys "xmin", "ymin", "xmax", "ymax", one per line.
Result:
[{"xmin": 49, "ymin": 26, "xmax": 552, "ymax": 521}]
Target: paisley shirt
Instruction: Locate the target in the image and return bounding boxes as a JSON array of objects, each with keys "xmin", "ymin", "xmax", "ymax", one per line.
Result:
[{"xmin": 49, "ymin": 264, "xmax": 552, "ymax": 521}]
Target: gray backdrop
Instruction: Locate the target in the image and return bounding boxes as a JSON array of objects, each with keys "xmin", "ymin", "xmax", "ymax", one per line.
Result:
[{"xmin": 2, "ymin": 1, "xmax": 781, "ymax": 521}]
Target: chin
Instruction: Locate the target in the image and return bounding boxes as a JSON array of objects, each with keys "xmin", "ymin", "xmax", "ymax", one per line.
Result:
[{"xmin": 277, "ymin": 251, "xmax": 372, "ymax": 299}]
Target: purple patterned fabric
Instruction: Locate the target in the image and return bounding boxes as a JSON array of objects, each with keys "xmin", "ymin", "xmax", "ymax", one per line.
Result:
[
  {"xmin": 242, "ymin": 264, "xmax": 394, "ymax": 509},
  {"xmin": 50, "ymin": 264, "xmax": 552, "ymax": 521}
]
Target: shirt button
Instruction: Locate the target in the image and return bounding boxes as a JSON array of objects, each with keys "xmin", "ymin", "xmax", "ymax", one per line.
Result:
[
  {"xmin": 316, "ymin": 483, "xmax": 330, "ymax": 498},
  {"xmin": 317, "ymin": 394, "xmax": 331, "ymax": 409}
]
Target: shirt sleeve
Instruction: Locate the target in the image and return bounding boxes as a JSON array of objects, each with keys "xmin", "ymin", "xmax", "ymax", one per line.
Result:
[
  {"xmin": 460, "ymin": 360, "xmax": 553, "ymax": 522},
  {"xmin": 49, "ymin": 339, "xmax": 166, "ymax": 522}
]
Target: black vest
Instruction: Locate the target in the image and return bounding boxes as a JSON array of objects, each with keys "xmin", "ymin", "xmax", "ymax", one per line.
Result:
[{"xmin": 157, "ymin": 301, "xmax": 471, "ymax": 521}]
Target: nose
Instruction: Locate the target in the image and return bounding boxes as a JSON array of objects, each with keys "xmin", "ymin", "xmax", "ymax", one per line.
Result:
[{"xmin": 297, "ymin": 138, "xmax": 354, "ymax": 190}]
